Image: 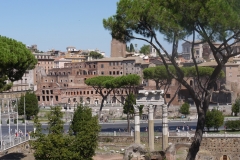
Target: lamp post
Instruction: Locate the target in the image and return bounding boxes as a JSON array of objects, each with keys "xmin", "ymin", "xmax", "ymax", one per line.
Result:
[
  {"xmin": 24, "ymin": 96, "xmax": 26, "ymax": 139},
  {"xmin": 0, "ymin": 99, "xmax": 2, "ymax": 149},
  {"xmin": 8, "ymin": 99, "xmax": 11, "ymax": 145}
]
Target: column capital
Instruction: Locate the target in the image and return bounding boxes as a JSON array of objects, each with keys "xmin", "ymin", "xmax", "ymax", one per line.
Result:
[
  {"xmin": 133, "ymin": 104, "xmax": 140, "ymax": 113},
  {"xmin": 148, "ymin": 104, "xmax": 154, "ymax": 113}
]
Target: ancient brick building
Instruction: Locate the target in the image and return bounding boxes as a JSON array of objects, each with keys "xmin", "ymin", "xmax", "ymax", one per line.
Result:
[{"xmin": 35, "ymin": 57, "xmax": 149, "ymax": 106}]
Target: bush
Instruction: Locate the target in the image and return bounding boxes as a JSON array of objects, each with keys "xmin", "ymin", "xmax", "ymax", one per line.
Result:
[
  {"xmin": 225, "ymin": 120, "xmax": 240, "ymax": 130},
  {"xmin": 179, "ymin": 102, "xmax": 190, "ymax": 116}
]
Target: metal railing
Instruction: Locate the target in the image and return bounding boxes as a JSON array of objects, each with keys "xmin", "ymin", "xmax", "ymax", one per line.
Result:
[{"xmin": 0, "ymin": 136, "xmax": 34, "ymax": 152}]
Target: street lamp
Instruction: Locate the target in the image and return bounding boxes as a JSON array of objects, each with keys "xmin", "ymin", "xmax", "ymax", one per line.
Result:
[{"xmin": 0, "ymin": 99, "xmax": 2, "ymax": 149}]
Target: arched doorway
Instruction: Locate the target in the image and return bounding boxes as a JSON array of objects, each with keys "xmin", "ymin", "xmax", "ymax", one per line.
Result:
[
  {"xmin": 86, "ymin": 97, "xmax": 90, "ymax": 104},
  {"xmin": 220, "ymin": 155, "xmax": 230, "ymax": 160}
]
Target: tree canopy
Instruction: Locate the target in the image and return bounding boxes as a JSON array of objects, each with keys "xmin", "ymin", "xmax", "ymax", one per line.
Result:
[
  {"xmin": 179, "ymin": 102, "xmax": 190, "ymax": 116},
  {"xmin": 139, "ymin": 44, "xmax": 150, "ymax": 55},
  {"xmin": 103, "ymin": 0, "xmax": 240, "ymax": 158},
  {"xmin": 32, "ymin": 106, "xmax": 77, "ymax": 160},
  {"xmin": 205, "ymin": 108, "xmax": 224, "ymax": 131},
  {"xmin": 89, "ymin": 51, "xmax": 104, "ymax": 59},
  {"xmin": 18, "ymin": 91, "xmax": 39, "ymax": 120},
  {"xmin": 69, "ymin": 105, "xmax": 100, "ymax": 159},
  {"xmin": 232, "ymin": 98, "xmax": 240, "ymax": 116},
  {"xmin": 129, "ymin": 43, "xmax": 135, "ymax": 52},
  {"xmin": 32, "ymin": 105, "xmax": 100, "ymax": 160},
  {"xmin": 0, "ymin": 36, "xmax": 37, "ymax": 92}
]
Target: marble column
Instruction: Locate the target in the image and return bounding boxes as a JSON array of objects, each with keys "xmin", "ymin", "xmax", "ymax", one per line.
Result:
[
  {"xmin": 148, "ymin": 104, "xmax": 154, "ymax": 151},
  {"xmin": 162, "ymin": 104, "xmax": 168, "ymax": 150},
  {"xmin": 133, "ymin": 105, "xmax": 140, "ymax": 144}
]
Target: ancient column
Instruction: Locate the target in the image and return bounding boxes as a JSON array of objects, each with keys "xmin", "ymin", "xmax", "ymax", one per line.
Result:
[
  {"xmin": 148, "ymin": 104, "xmax": 154, "ymax": 151},
  {"xmin": 133, "ymin": 105, "xmax": 140, "ymax": 144},
  {"xmin": 162, "ymin": 104, "xmax": 168, "ymax": 150}
]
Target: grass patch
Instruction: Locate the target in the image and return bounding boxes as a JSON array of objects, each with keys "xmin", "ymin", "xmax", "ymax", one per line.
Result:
[{"xmin": 206, "ymin": 130, "xmax": 240, "ymax": 134}]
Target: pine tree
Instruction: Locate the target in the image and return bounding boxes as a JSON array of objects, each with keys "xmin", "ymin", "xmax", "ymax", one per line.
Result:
[{"xmin": 69, "ymin": 104, "xmax": 100, "ymax": 160}]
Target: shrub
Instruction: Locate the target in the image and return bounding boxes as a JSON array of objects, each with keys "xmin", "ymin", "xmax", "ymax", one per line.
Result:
[{"xmin": 225, "ymin": 120, "xmax": 240, "ymax": 130}]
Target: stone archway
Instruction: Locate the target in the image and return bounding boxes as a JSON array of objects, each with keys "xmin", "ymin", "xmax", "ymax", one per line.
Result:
[
  {"xmin": 165, "ymin": 143, "xmax": 191, "ymax": 160},
  {"xmin": 220, "ymin": 155, "xmax": 231, "ymax": 160}
]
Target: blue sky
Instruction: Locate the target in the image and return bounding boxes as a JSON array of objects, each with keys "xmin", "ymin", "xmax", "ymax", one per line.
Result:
[{"xmin": 0, "ymin": 0, "xmax": 173, "ymax": 57}]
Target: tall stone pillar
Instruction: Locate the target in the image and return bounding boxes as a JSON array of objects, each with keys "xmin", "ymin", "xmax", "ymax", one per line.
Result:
[
  {"xmin": 133, "ymin": 105, "xmax": 140, "ymax": 144},
  {"xmin": 162, "ymin": 104, "xmax": 168, "ymax": 150},
  {"xmin": 148, "ymin": 104, "xmax": 154, "ymax": 151}
]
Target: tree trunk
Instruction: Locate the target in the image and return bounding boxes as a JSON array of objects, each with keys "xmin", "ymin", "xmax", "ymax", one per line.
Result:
[
  {"xmin": 127, "ymin": 112, "xmax": 130, "ymax": 132},
  {"xmin": 186, "ymin": 107, "xmax": 206, "ymax": 160},
  {"xmin": 98, "ymin": 98, "xmax": 105, "ymax": 120}
]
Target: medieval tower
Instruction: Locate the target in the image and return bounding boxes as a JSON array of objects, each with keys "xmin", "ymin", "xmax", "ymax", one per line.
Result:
[{"xmin": 110, "ymin": 38, "xmax": 126, "ymax": 57}]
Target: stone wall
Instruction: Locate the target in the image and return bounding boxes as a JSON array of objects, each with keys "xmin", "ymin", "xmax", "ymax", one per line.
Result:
[{"xmin": 99, "ymin": 136, "xmax": 240, "ymax": 160}]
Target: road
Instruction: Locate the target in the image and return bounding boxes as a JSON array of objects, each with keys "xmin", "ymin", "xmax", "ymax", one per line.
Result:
[{"xmin": 1, "ymin": 119, "xmax": 227, "ymax": 136}]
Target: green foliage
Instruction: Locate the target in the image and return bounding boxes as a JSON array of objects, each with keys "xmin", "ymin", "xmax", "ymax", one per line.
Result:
[
  {"xmin": 33, "ymin": 134, "xmax": 77, "ymax": 160},
  {"xmin": 179, "ymin": 103, "xmax": 190, "ymax": 116},
  {"xmin": 7, "ymin": 119, "xmax": 9, "ymax": 124},
  {"xmin": 22, "ymin": 119, "xmax": 25, "ymax": 123},
  {"xmin": 123, "ymin": 93, "xmax": 136, "ymax": 116},
  {"xmin": 129, "ymin": 43, "xmax": 135, "ymax": 52},
  {"xmin": 47, "ymin": 106, "xmax": 64, "ymax": 134},
  {"xmin": 32, "ymin": 106, "xmax": 78, "ymax": 160},
  {"xmin": 85, "ymin": 76, "xmax": 114, "ymax": 89},
  {"xmin": 139, "ymin": 44, "xmax": 150, "ymax": 55},
  {"xmin": 69, "ymin": 104, "xmax": 100, "ymax": 160},
  {"xmin": 225, "ymin": 120, "xmax": 240, "ymax": 130},
  {"xmin": 89, "ymin": 51, "xmax": 104, "ymax": 59},
  {"xmin": 205, "ymin": 110, "xmax": 214, "ymax": 131},
  {"xmin": 18, "ymin": 91, "xmax": 39, "ymax": 120},
  {"xmin": 14, "ymin": 119, "xmax": 17, "ymax": 124},
  {"xmin": 205, "ymin": 108, "xmax": 224, "ymax": 131},
  {"xmin": 0, "ymin": 36, "xmax": 37, "ymax": 92},
  {"xmin": 106, "ymin": 74, "xmax": 140, "ymax": 89},
  {"xmin": 32, "ymin": 115, "xmax": 43, "ymax": 138},
  {"xmin": 126, "ymin": 44, "xmax": 130, "ymax": 52},
  {"xmin": 232, "ymin": 98, "xmax": 240, "ymax": 116}
]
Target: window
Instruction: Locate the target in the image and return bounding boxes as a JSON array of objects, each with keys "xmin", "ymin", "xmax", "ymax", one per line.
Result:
[
  {"xmin": 166, "ymin": 94, "xmax": 171, "ymax": 98},
  {"xmin": 196, "ymin": 50, "xmax": 199, "ymax": 55},
  {"xmin": 101, "ymin": 71, "xmax": 104, "ymax": 75},
  {"xmin": 101, "ymin": 64, "xmax": 104, "ymax": 68},
  {"xmin": 109, "ymin": 71, "xmax": 112, "ymax": 75}
]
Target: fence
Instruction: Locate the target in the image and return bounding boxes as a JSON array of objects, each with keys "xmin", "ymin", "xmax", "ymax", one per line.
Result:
[
  {"xmin": 99, "ymin": 131, "xmax": 240, "ymax": 138},
  {"xmin": 0, "ymin": 136, "xmax": 34, "ymax": 152}
]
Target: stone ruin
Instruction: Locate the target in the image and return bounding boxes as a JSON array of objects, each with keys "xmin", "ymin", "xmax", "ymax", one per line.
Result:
[{"xmin": 123, "ymin": 143, "xmax": 165, "ymax": 160}]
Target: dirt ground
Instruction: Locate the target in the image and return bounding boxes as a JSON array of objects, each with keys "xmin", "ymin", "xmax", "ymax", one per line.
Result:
[
  {"xmin": 93, "ymin": 153, "xmax": 123, "ymax": 160},
  {"xmin": 0, "ymin": 153, "xmax": 123, "ymax": 160}
]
